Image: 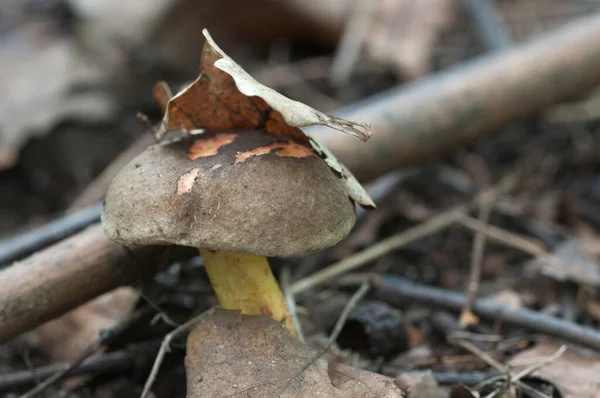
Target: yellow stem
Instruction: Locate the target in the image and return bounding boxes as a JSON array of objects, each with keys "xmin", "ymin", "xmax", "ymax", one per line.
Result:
[{"xmin": 199, "ymin": 249, "xmax": 295, "ymax": 335}]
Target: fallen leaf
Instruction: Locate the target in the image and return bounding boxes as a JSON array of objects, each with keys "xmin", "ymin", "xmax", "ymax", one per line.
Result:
[
  {"xmin": 35, "ymin": 287, "xmax": 139, "ymax": 388},
  {"xmin": 0, "ymin": 18, "xmax": 114, "ymax": 170},
  {"xmin": 35, "ymin": 287, "xmax": 139, "ymax": 363},
  {"xmin": 155, "ymin": 30, "xmax": 375, "ymax": 209},
  {"xmin": 185, "ymin": 309, "xmax": 404, "ymax": 397},
  {"xmin": 157, "ymin": 30, "xmax": 371, "ymax": 143},
  {"xmin": 526, "ymin": 237, "xmax": 600, "ymax": 287},
  {"xmin": 282, "ymin": 0, "xmax": 458, "ymax": 79},
  {"xmin": 509, "ymin": 340, "xmax": 600, "ymax": 398},
  {"xmin": 395, "ymin": 372, "xmax": 448, "ymax": 398}
]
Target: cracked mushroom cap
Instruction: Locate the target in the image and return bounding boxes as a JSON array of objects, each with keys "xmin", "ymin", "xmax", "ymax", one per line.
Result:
[{"xmin": 102, "ymin": 130, "xmax": 356, "ymax": 257}]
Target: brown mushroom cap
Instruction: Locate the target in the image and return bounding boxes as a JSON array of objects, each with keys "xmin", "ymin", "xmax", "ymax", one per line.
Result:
[{"xmin": 102, "ymin": 130, "xmax": 356, "ymax": 257}]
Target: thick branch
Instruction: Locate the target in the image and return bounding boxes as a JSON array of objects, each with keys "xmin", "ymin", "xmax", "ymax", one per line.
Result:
[
  {"xmin": 0, "ymin": 224, "xmax": 167, "ymax": 344},
  {"xmin": 308, "ymin": 13, "xmax": 600, "ymax": 181}
]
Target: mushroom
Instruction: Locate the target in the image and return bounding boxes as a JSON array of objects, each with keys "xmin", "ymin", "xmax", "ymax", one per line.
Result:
[{"xmin": 102, "ymin": 129, "xmax": 356, "ymax": 333}]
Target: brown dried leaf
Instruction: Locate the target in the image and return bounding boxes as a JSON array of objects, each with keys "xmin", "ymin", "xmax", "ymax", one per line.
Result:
[
  {"xmin": 185, "ymin": 309, "xmax": 403, "ymax": 398},
  {"xmin": 509, "ymin": 340, "xmax": 600, "ymax": 398},
  {"xmin": 35, "ymin": 287, "xmax": 138, "ymax": 363},
  {"xmin": 0, "ymin": 23, "xmax": 114, "ymax": 170},
  {"xmin": 282, "ymin": 0, "xmax": 458, "ymax": 78},
  {"xmin": 156, "ymin": 30, "xmax": 375, "ymax": 209},
  {"xmin": 157, "ymin": 30, "xmax": 371, "ymax": 142},
  {"xmin": 526, "ymin": 237, "xmax": 600, "ymax": 287},
  {"xmin": 366, "ymin": 0, "xmax": 458, "ymax": 78}
]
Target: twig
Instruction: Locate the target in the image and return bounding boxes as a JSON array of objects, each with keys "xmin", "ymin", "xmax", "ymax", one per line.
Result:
[
  {"xmin": 139, "ymin": 291, "xmax": 180, "ymax": 328},
  {"xmin": 141, "ymin": 307, "xmax": 216, "ymax": 398},
  {"xmin": 291, "ymin": 176, "xmax": 515, "ymax": 295},
  {"xmin": 307, "ymin": 14, "xmax": 600, "ymax": 181},
  {"xmin": 0, "ymin": 202, "xmax": 102, "ymax": 266},
  {"xmin": 0, "ymin": 345, "xmax": 159, "ymax": 391},
  {"xmin": 292, "ymin": 281, "xmax": 371, "ymax": 381},
  {"xmin": 20, "ymin": 307, "xmax": 153, "ymax": 398},
  {"xmin": 510, "ymin": 345, "xmax": 566, "ymax": 383},
  {"xmin": 375, "ymin": 366, "xmax": 502, "ymax": 386},
  {"xmin": 451, "ymin": 338, "xmax": 507, "ymax": 372},
  {"xmin": 329, "ymin": 0, "xmax": 374, "ymax": 87},
  {"xmin": 473, "ymin": 344, "xmax": 565, "ymax": 398},
  {"xmin": 323, "ymin": 281, "xmax": 371, "ymax": 352},
  {"xmin": 280, "ymin": 266, "xmax": 305, "ymax": 343},
  {"xmin": 456, "ymin": 215, "xmax": 570, "ymax": 273},
  {"xmin": 457, "ymin": 216, "xmax": 547, "ymax": 256},
  {"xmin": 452, "ymin": 339, "xmax": 551, "ymax": 398},
  {"xmin": 375, "ymin": 275, "xmax": 600, "ymax": 351},
  {"xmin": 291, "ymin": 204, "xmax": 468, "ymax": 295},
  {"xmin": 460, "ymin": 202, "xmax": 492, "ymax": 327}
]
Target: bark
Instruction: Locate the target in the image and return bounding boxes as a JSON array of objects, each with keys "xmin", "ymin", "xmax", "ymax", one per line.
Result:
[{"xmin": 0, "ymin": 224, "xmax": 167, "ymax": 343}]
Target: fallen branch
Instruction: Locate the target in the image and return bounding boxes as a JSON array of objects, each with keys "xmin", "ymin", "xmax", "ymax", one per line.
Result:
[
  {"xmin": 0, "ymin": 349, "xmax": 134, "ymax": 391},
  {"xmin": 373, "ymin": 366, "xmax": 502, "ymax": 386},
  {"xmin": 375, "ymin": 275, "xmax": 600, "ymax": 352},
  {"xmin": 0, "ymin": 224, "xmax": 168, "ymax": 344},
  {"xmin": 308, "ymin": 13, "xmax": 600, "ymax": 180},
  {"xmin": 0, "ymin": 203, "xmax": 102, "ymax": 266}
]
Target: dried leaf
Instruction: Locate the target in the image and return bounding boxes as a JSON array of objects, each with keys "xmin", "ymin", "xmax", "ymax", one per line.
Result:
[
  {"xmin": 35, "ymin": 287, "xmax": 138, "ymax": 362},
  {"xmin": 0, "ymin": 25, "xmax": 114, "ymax": 170},
  {"xmin": 282, "ymin": 0, "xmax": 458, "ymax": 78},
  {"xmin": 155, "ymin": 29, "xmax": 375, "ymax": 209},
  {"xmin": 157, "ymin": 29, "xmax": 371, "ymax": 142},
  {"xmin": 526, "ymin": 238, "xmax": 600, "ymax": 287},
  {"xmin": 509, "ymin": 340, "xmax": 600, "ymax": 398}
]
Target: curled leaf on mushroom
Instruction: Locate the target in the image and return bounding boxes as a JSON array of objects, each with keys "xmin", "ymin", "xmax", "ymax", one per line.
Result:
[
  {"xmin": 101, "ymin": 30, "xmax": 397, "ymax": 397},
  {"xmin": 151, "ymin": 29, "xmax": 375, "ymax": 210}
]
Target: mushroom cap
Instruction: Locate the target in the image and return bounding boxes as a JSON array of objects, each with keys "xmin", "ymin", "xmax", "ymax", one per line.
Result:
[{"xmin": 102, "ymin": 130, "xmax": 356, "ymax": 257}]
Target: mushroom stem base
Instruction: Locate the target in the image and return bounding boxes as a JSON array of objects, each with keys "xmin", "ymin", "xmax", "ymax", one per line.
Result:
[{"xmin": 199, "ymin": 249, "xmax": 295, "ymax": 335}]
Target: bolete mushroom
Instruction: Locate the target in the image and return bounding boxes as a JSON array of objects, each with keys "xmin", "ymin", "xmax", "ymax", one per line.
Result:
[{"xmin": 102, "ymin": 129, "xmax": 356, "ymax": 333}]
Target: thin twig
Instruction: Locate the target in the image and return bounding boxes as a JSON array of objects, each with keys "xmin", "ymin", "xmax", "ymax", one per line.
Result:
[
  {"xmin": 1, "ymin": 345, "xmax": 158, "ymax": 391},
  {"xmin": 510, "ymin": 345, "xmax": 566, "ymax": 383},
  {"xmin": 139, "ymin": 291, "xmax": 180, "ymax": 328},
  {"xmin": 280, "ymin": 266, "xmax": 305, "ymax": 344},
  {"xmin": 141, "ymin": 307, "xmax": 216, "ymax": 398},
  {"xmin": 20, "ymin": 306, "xmax": 153, "ymax": 398},
  {"xmin": 457, "ymin": 216, "xmax": 547, "ymax": 255},
  {"xmin": 0, "ymin": 202, "xmax": 102, "ymax": 267},
  {"xmin": 292, "ymin": 281, "xmax": 371, "ymax": 381},
  {"xmin": 329, "ymin": 0, "xmax": 374, "ymax": 87},
  {"xmin": 291, "ymin": 176, "xmax": 516, "ymax": 295},
  {"xmin": 375, "ymin": 275, "xmax": 600, "ymax": 351},
  {"xmin": 452, "ymin": 338, "xmax": 552, "ymax": 398},
  {"xmin": 291, "ymin": 204, "xmax": 468, "ymax": 295},
  {"xmin": 457, "ymin": 215, "xmax": 570, "ymax": 272},
  {"xmin": 460, "ymin": 202, "xmax": 492, "ymax": 327}
]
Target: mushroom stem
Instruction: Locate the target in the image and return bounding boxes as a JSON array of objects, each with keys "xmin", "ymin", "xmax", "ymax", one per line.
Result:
[{"xmin": 199, "ymin": 249, "xmax": 295, "ymax": 335}]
